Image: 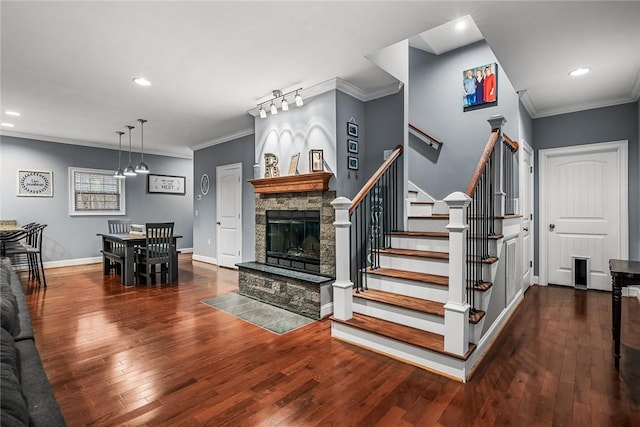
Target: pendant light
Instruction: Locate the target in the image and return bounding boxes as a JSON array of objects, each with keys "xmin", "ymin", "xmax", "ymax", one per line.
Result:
[
  {"xmin": 123, "ymin": 125, "xmax": 137, "ymax": 176},
  {"xmin": 135, "ymin": 119, "xmax": 150, "ymax": 173},
  {"xmin": 114, "ymin": 131, "xmax": 126, "ymax": 179},
  {"xmin": 295, "ymin": 90, "xmax": 304, "ymax": 107}
]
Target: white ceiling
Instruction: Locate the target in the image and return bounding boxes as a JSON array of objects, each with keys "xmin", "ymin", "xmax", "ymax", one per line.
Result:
[{"xmin": 1, "ymin": 1, "xmax": 639, "ymax": 158}]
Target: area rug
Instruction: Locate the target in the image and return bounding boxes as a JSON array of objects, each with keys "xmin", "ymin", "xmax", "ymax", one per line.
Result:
[{"xmin": 201, "ymin": 293, "xmax": 315, "ymax": 335}]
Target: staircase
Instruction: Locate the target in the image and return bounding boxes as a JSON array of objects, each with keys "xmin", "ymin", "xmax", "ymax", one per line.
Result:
[{"xmin": 330, "ymin": 116, "xmax": 521, "ymax": 382}]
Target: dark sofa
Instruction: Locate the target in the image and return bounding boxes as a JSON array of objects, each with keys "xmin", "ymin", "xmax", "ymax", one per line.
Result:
[{"xmin": 0, "ymin": 257, "xmax": 65, "ymax": 426}]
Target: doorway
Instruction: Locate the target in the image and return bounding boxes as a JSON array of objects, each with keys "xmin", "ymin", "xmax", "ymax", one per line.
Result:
[
  {"xmin": 216, "ymin": 163, "xmax": 243, "ymax": 268},
  {"xmin": 539, "ymin": 141, "xmax": 628, "ymax": 290}
]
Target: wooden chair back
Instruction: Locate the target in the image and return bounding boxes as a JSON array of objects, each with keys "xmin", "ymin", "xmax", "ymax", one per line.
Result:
[{"xmin": 108, "ymin": 219, "xmax": 132, "ymax": 234}]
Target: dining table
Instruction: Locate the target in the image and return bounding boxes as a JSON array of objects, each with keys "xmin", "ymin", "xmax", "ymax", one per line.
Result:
[
  {"xmin": 0, "ymin": 224, "xmax": 26, "ymax": 257},
  {"xmin": 97, "ymin": 232, "xmax": 182, "ymax": 286}
]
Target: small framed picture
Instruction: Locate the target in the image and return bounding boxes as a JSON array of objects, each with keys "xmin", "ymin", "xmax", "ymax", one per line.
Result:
[
  {"xmin": 17, "ymin": 169, "xmax": 53, "ymax": 197},
  {"xmin": 347, "ymin": 139, "xmax": 358, "ymax": 154},
  {"xmin": 147, "ymin": 174, "xmax": 186, "ymax": 195},
  {"xmin": 309, "ymin": 149, "xmax": 324, "ymax": 172},
  {"xmin": 288, "ymin": 153, "xmax": 300, "ymax": 175},
  {"xmin": 348, "ymin": 156, "xmax": 359, "ymax": 170},
  {"xmin": 347, "ymin": 122, "xmax": 358, "ymax": 137}
]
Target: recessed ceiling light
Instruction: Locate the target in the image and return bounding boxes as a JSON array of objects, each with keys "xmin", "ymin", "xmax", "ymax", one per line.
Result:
[
  {"xmin": 1, "ymin": 123, "xmax": 15, "ymax": 128},
  {"xmin": 133, "ymin": 77, "xmax": 151, "ymax": 86},
  {"xmin": 569, "ymin": 67, "xmax": 590, "ymax": 77},
  {"xmin": 5, "ymin": 111, "xmax": 20, "ymax": 117},
  {"xmin": 455, "ymin": 21, "xmax": 467, "ymax": 31}
]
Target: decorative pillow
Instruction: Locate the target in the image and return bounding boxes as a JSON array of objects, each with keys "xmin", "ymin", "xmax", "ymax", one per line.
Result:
[{"xmin": 0, "ymin": 328, "xmax": 29, "ymax": 426}]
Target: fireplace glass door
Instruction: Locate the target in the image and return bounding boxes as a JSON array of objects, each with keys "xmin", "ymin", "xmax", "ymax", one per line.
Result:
[{"xmin": 266, "ymin": 210, "xmax": 320, "ymax": 273}]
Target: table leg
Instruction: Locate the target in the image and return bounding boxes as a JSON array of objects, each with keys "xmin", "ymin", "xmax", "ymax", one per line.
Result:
[
  {"xmin": 612, "ymin": 278, "xmax": 622, "ymax": 369},
  {"xmin": 170, "ymin": 242, "xmax": 178, "ymax": 282},
  {"xmin": 124, "ymin": 244, "xmax": 135, "ymax": 286},
  {"xmin": 102, "ymin": 238, "xmax": 111, "ymax": 275}
]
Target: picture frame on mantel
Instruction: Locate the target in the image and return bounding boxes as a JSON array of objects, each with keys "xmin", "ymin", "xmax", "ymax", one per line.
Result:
[
  {"xmin": 309, "ymin": 149, "xmax": 324, "ymax": 172},
  {"xmin": 288, "ymin": 153, "xmax": 300, "ymax": 175}
]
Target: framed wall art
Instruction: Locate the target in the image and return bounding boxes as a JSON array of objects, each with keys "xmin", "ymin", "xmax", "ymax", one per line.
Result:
[
  {"xmin": 147, "ymin": 174, "xmax": 186, "ymax": 195},
  {"xmin": 309, "ymin": 149, "xmax": 324, "ymax": 172},
  {"xmin": 347, "ymin": 122, "xmax": 359, "ymax": 137},
  {"xmin": 348, "ymin": 139, "xmax": 358, "ymax": 154},
  {"xmin": 463, "ymin": 62, "xmax": 498, "ymax": 112},
  {"xmin": 17, "ymin": 169, "xmax": 53, "ymax": 197},
  {"xmin": 348, "ymin": 156, "xmax": 359, "ymax": 170}
]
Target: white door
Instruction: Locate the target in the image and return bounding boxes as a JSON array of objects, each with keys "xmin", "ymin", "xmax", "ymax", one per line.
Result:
[
  {"xmin": 540, "ymin": 141, "xmax": 628, "ymax": 290},
  {"xmin": 520, "ymin": 141, "xmax": 534, "ymax": 292},
  {"xmin": 216, "ymin": 163, "xmax": 242, "ymax": 268}
]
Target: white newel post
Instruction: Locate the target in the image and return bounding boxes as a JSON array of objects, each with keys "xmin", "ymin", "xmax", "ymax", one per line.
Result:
[
  {"xmin": 444, "ymin": 191, "xmax": 471, "ymax": 355},
  {"xmin": 331, "ymin": 197, "xmax": 353, "ymax": 320}
]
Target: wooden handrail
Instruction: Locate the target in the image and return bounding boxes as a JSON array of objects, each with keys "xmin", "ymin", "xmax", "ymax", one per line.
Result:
[
  {"xmin": 502, "ymin": 133, "xmax": 519, "ymax": 152},
  {"xmin": 465, "ymin": 129, "xmax": 500, "ymax": 197},
  {"xmin": 349, "ymin": 145, "xmax": 403, "ymax": 214},
  {"xmin": 408, "ymin": 124, "xmax": 443, "ymax": 148}
]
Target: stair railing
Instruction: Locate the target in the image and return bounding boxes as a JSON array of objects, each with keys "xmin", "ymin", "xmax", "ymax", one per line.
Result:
[
  {"xmin": 348, "ymin": 145, "xmax": 403, "ymax": 293},
  {"xmin": 464, "ymin": 116, "xmax": 518, "ymax": 315}
]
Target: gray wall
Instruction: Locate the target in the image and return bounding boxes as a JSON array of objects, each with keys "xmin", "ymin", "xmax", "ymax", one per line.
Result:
[
  {"xmin": 335, "ymin": 90, "xmax": 366, "ymax": 198},
  {"xmin": 192, "ymin": 133, "xmax": 255, "ymax": 262},
  {"xmin": 0, "ymin": 136, "xmax": 193, "ymax": 262},
  {"xmin": 408, "ymin": 42, "xmax": 520, "ymax": 199},
  {"xmin": 532, "ymin": 102, "xmax": 640, "ymax": 272}
]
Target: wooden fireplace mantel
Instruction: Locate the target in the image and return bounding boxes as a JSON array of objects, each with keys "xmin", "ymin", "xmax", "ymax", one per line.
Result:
[{"xmin": 249, "ymin": 172, "xmax": 333, "ymax": 194}]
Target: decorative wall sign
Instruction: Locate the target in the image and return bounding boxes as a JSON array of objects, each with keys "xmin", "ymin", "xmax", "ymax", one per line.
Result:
[
  {"xmin": 463, "ymin": 62, "xmax": 498, "ymax": 112},
  {"xmin": 264, "ymin": 153, "xmax": 280, "ymax": 177},
  {"xmin": 348, "ymin": 156, "xmax": 359, "ymax": 170},
  {"xmin": 200, "ymin": 173, "xmax": 210, "ymax": 196},
  {"xmin": 288, "ymin": 153, "xmax": 300, "ymax": 175},
  {"xmin": 347, "ymin": 122, "xmax": 359, "ymax": 137},
  {"xmin": 348, "ymin": 139, "xmax": 358, "ymax": 154},
  {"xmin": 17, "ymin": 170, "xmax": 53, "ymax": 197},
  {"xmin": 309, "ymin": 149, "xmax": 324, "ymax": 172},
  {"xmin": 147, "ymin": 174, "xmax": 186, "ymax": 195}
]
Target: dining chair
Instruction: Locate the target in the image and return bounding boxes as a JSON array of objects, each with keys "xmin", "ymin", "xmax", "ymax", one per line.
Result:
[
  {"xmin": 5, "ymin": 223, "xmax": 47, "ymax": 287},
  {"xmin": 135, "ymin": 222, "xmax": 175, "ymax": 285},
  {"xmin": 105, "ymin": 219, "xmax": 132, "ymax": 275}
]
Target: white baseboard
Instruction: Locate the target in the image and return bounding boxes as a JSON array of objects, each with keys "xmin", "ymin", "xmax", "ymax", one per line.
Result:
[
  {"xmin": 320, "ymin": 302, "xmax": 333, "ymax": 319},
  {"xmin": 192, "ymin": 254, "xmax": 218, "ymax": 265},
  {"xmin": 179, "ymin": 247, "xmax": 194, "ymax": 253},
  {"xmin": 43, "ymin": 256, "xmax": 102, "ymax": 269},
  {"xmin": 533, "ymin": 275, "xmax": 543, "ymax": 285}
]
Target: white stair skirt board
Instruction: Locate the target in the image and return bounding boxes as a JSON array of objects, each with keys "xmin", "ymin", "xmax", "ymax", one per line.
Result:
[
  {"xmin": 389, "ymin": 235, "xmax": 449, "ymax": 253},
  {"xmin": 353, "ymin": 298, "xmax": 445, "ymax": 335},
  {"xmin": 465, "ymin": 289, "xmax": 524, "ymax": 377},
  {"xmin": 332, "ymin": 321, "xmax": 468, "ymax": 382},
  {"xmin": 378, "ymin": 253, "xmax": 449, "ymax": 276},
  {"xmin": 408, "ymin": 203, "xmax": 434, "ymax": 217},
  {"xmin": 365, "ymin": 274, "xmax": 449, "ymax": 303},
  {"xmin": 408, "ymin": 181, "xmax": 436, "ymax": 203},
  {"xmin": 471, "ymin": 286, "xmax": 493, "ymax": 315},
  {"xmin": 407, "ymin": 217, "xmax": 450, "ymax": 233}
]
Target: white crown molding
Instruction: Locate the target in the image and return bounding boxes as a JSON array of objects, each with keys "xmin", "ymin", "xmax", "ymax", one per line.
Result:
[
  {"xmin": 0, "ymin": 130, "xmax": 193, "ymax": 159},
  {"xmin": 190, "ymin": 128, "xmax": 255, "ymax": 152},
  {"xmin": 517, "ymin": 89, "xmax": 537, "ymax": 119}
]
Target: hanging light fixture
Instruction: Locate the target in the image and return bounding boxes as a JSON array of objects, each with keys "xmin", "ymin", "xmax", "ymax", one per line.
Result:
[
  {"xmin": 135, "ymin": 119, "xmax": 150, "ymax": 174},
  {"xmin": 256, "ymin": 88, "xmax": 303, "ymax": 119},
  {"xmin": 281, "ymin": 97, "xmax": 289, "ymax": 111},
  {"xmin": 259, "ymin": 105, "xmax": 267, "ymax": 119},
  {"xmin": 123, "ymin": 125, "xmax": 137, "ymax": 176},
  {"xmin": 114, "ymin": 131, "xmax": 126, "ymax": 179},
  {"xmin": 270, "ymin": 100, "xmax": 278, "ymax": 115},
  {"xmin": 295, "ymin": 90, "xmax": 304, "ymax": 107}
]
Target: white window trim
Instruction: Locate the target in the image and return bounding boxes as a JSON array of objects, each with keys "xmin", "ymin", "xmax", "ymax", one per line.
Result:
[{"xmin": 68, "ymin": 167, "xmax": 126, "ymax": 216}]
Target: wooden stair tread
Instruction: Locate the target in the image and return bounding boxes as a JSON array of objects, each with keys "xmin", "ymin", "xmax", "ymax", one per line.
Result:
[
  {"xmin": 410, "ymin": 201, "xmax": 434, "ymax": 205},
  {"xmin": 354, "ymin": 289, "xmax": 444, "ymax": 317},
  {"xmin": 387, "ymin": 231, "xmax": 449, "ymax": 239},
  {"xmin": 469, "ymin": 310, "xmax": 486, "ymax": 324},
  {"xmin": 331, "ymin": 313, "xmax": 476, "ymax": 361},
  {"xmin": 366, "ymin": 267, "xmax": 448, "ymax": 287},
  {"xmin": 468, "ymin": 255, "xmax": 499, "ymax": 264},
  {"xmin": 377, "ymin": 248, "xmax": 449, "ymax": 260},
  {"xmin": 470, "ymin": 234, "xmax": 504, "ymax": 240},
  {"xmin": 468, "ymin": 280, "xmax": 493, "ymax": 292}
]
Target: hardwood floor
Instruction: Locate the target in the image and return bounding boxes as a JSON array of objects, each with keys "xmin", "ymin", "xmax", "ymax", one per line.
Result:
[{"xmin": 21, "ymin": 255, "xmax": 640, "ymax": 426}]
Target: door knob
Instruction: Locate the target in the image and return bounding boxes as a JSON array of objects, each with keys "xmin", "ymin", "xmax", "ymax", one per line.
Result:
[
  {"xmin": 216, "ymin": 222, "xmax": 221, "ymax": 225},
  {"xmin": 523, "ymin": 227, "xmax": 529, "ymax": 231},
  {"xmin": 549, "ymin": 224, "xmax": 555, "ymax": 231}
]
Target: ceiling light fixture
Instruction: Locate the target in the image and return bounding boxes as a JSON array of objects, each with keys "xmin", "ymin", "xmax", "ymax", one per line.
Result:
[
  {"xmin": 133, "ymin": 77, "xmax": 151, "ymax": 86},
  {"xmin": 455, "ymin": 21, "xmax": 467, "ymax": 31},
  {"xmin": 569, "ymin": 67, "xmax": 590, "ymax": 77},
  {"xmin": 114, "ymin": 131, "xmax": 126, "ymax": 179},
  {"xmin": 123, "ymin": 125, "xmax": 137, "ymax": 176},
  {"xmin": 256, "ymin": 88, "xmax": 304, "ymax": 119},
  {"xmin": 1, "ymin": 123, "xmax": 15, "ymax": 128},
  {"xmin": 135, "ymin": 119, "xmax": 150, "ymax": 174},
  {"xmin": 5, "ymin": 111, "xmax": 20, "ymax": 117}
]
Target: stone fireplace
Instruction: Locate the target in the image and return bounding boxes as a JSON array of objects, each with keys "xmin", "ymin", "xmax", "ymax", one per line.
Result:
[{"xmin": 237, "ymin": 172, "xmax": 336, "ymax": 319}]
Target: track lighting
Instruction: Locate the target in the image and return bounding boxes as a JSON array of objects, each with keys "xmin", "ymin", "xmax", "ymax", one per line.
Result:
[{"xmin": 256, "ymin": 88, "xmax": 304, "ymax": 119}]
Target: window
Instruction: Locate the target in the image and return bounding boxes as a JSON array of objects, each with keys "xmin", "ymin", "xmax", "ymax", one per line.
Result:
[{"xmin": 69, "ymin": 167, "xmax": 125, "ymax": 216}]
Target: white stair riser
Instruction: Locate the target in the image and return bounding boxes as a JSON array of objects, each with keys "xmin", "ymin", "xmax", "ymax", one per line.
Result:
[
  {"xmin": 467, "ymin": 261, "xmax": 497, "ymax": 279},
  {"xmin": 366, "ymin": 274, "xmax": 449, "ymax": 303},
  {"xmin": 353, "ymin": 299, "xmax": 444, "ymax": 335},
  {"xmin": 331, "ymin": 322, "xmax": 467, "ymax": 382},
  {"xmin": 468, "ymin": 239, "xmax": 499, "ymax": 255},
  {"xmin": 469, "ymin": 287, "xmax": 493, "ymax": 313},
  {"xmin": 379, "ymin": 254, "xmax": 449, "ymax": 276},
  {"xmin": 408, "ymin": 218, "xmax": 449, "ymax": 233},
  {"xmin": 390, "ymin": 235, "xmax": 449, "ymax": 253},
  {"xmin": 408, "ymin": 203, "xmax": 433, "ymax": 217},
  {"xmin": 470, "ymin": 318, "xmax": 487, "ymax": 344}
]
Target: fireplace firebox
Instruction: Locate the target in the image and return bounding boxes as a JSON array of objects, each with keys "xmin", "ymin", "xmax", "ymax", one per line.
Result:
[{"xmin": 266, "ymin": 210, "xmax": 320, "ymax": 273}]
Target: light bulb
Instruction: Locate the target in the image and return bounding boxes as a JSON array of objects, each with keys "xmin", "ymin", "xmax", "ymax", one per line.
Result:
[
  {"xmin": 281, "ymin": 98, "xmax": 289, "ymax": 111},
  {"xmin": 295, "ymin": 92, "xmax": 303, "ymax": 107},
  {"xmin": 270, "ymin": 102, "xmax": 277, "ymax": 115},
  {"xmin": 259, "ymin": 105, "xmax": 267, "ymax": 119}
]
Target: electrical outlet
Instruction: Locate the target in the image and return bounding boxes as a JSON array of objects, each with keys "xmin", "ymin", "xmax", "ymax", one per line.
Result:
[
  {"xmin": 207, "ymin": 239, "xmax": 211, "ymax": 245},
  {"xmin": 195, "ymin": 210, "xmax": 198, "ymax": 216}
]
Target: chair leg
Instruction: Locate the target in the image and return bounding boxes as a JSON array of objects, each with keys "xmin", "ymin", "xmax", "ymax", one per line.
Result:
[{"xmin": 38, "ymin": 253, "xmax": 47, "ymax": 287}]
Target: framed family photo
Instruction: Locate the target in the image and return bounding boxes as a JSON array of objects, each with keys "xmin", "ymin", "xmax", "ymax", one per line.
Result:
[
  {"xmin": 309, "ymin": 149, "xmax": 324, "ymax": 172},
  {"xmin": 463, "ymin": 63, "xmax": 498, "ymax": 112}
]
